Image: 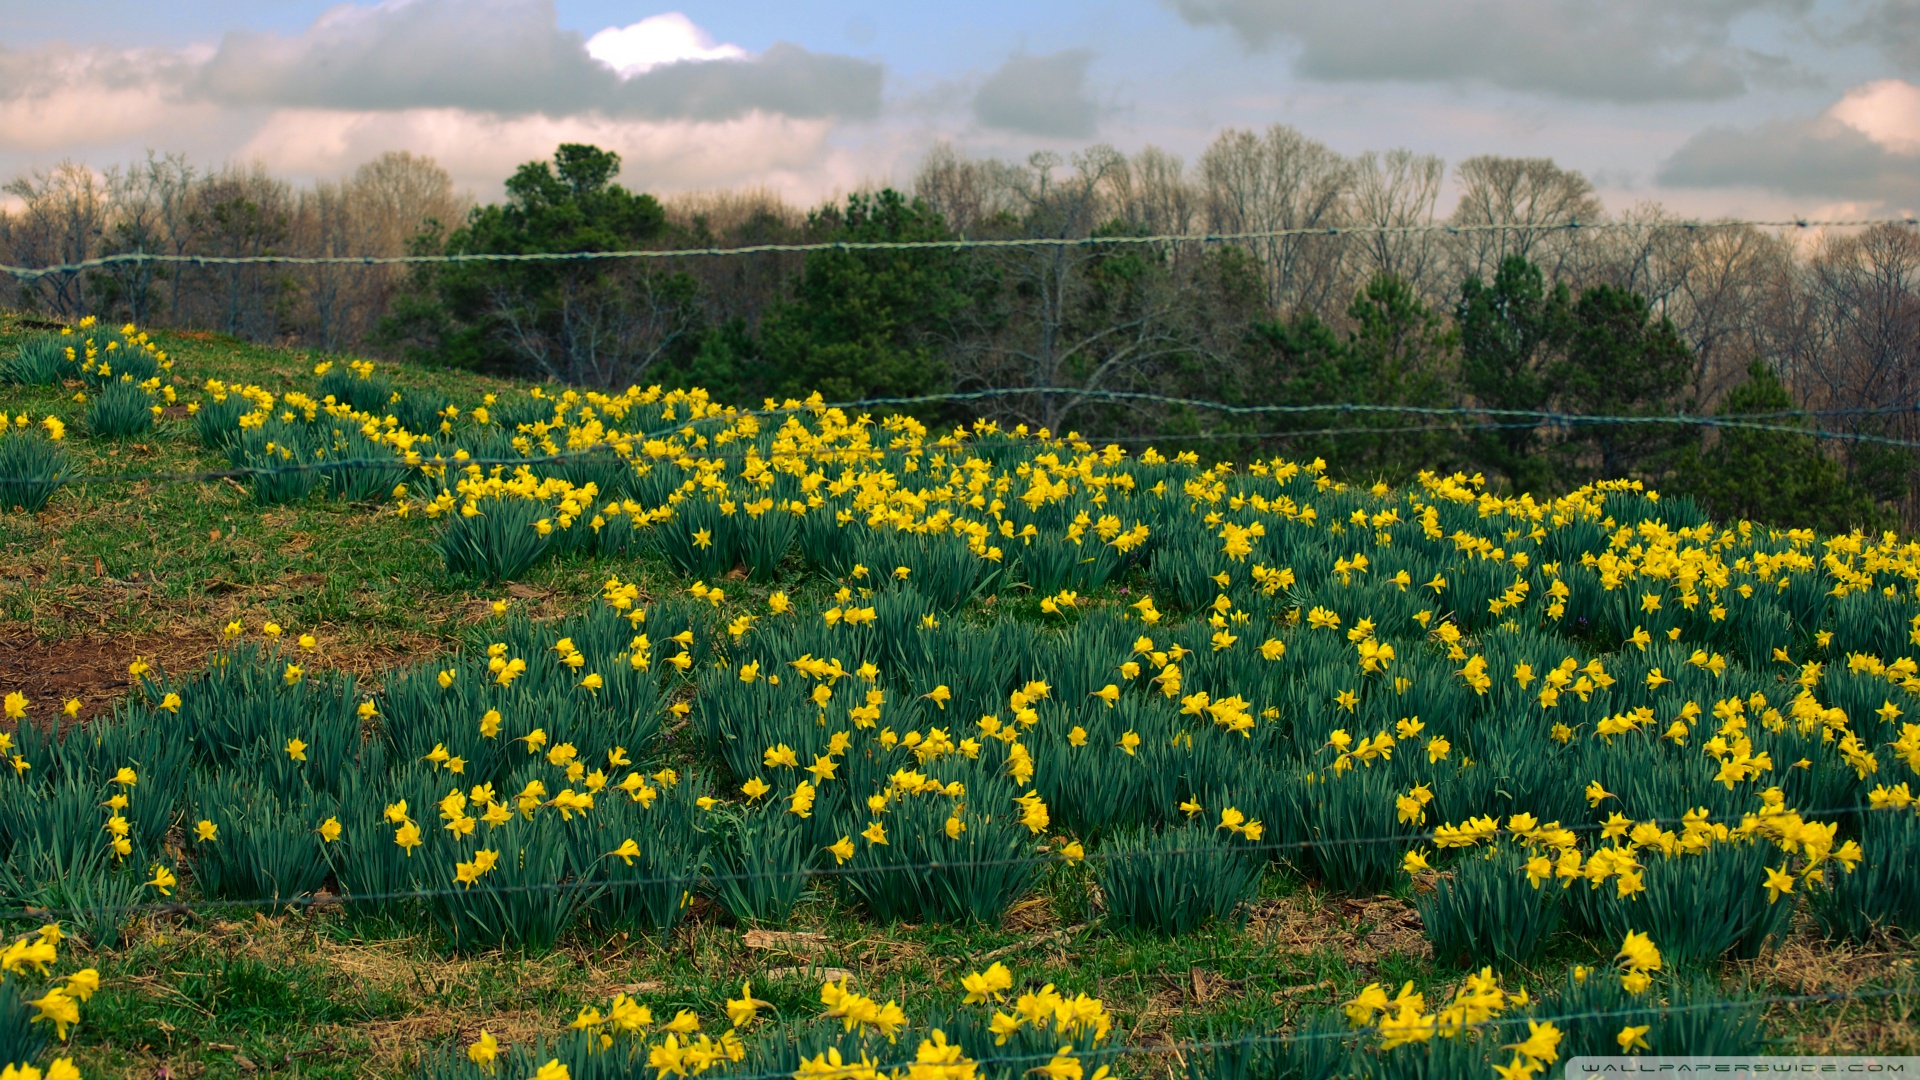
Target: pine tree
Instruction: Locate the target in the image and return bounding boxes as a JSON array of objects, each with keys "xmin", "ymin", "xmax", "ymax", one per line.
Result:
[{"xmin": 1682, "ymin": 362, "xmax": 1881, "ymax": 532}]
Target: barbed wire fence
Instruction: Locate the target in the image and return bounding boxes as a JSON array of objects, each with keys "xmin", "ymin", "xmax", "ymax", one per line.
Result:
[
  {"xmin": 8, "ymin": 388, "xmax": 1920, "ymax": 496},
  {"xmin": 1, "ymin": 799, "xmax": 1910, "ymax": 924},
  {"xmin": 5, "ymin": 801, "xmax": 1916, "ymax": 1062},
  {"xmin": 1, "ymin": 217, "xmax": 1915, "ymax": 281}
]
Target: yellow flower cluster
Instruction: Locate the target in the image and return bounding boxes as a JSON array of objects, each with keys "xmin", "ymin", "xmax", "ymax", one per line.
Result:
[
  {"xmin": 465, "ymin": 965, "xmax": 1105, "ymax": 1080},
  {"xmin": 1343, "ymin": 966, "xmax": 1553, "ymax": 1073},
  {"xmin": 2, "ymin": 924, "xmax": 100, "ymax": 1080}
]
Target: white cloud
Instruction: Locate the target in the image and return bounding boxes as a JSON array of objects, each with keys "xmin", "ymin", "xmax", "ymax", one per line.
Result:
[
  {"xmin": 1845, "ymin": 0, "xmax": 1920, "ymax": 74},
  {"xmin": 973, "ymin": 51, "xmax": 1102, "ymax": 138},
  {"xmin": 0, "ymin": 44, "xmax": 201, "ymax": 151},
  {"xmin": 586, "ymin": 13, "xmax": 748, "ymax": 78},
  {"xmin": 1828, "ymin": 78, "xmax": 1920, "ymax": 153},
  {"xmin": 1162, "ymin": 0, "xmax": 1810, "ymax": 102},
  {"xmin": 186, "ymin": 0, "xmax": 881, "ymax": 121},
  {"xmin": 1658, "ymin": 80, "xmax": 1920, "ymax": 209},
  {"xmin": 0, "ymin": 2, "xmax": 897, "ymax": 205},
  {"xmin": 232, "ymin": 107, "xmax": 864, "ymax": 199}
]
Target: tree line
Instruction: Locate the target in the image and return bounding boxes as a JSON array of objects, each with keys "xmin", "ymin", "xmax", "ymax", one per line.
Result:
[{"xmin": 2, "ymin": 132, "xmax": 1916, "ymax": 531}]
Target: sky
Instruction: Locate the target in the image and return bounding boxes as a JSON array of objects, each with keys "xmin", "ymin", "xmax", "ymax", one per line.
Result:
[{"xmin": 1, "ymin": 0, "xmax": 1917, "ymax": 218}]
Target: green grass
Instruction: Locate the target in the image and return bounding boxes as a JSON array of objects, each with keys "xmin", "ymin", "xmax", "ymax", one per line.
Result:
[
  {"xmin": 0, "ymin": 317, "xmax": 678, "ymax": 684},
  {"xmin": 3, "ymin": 313, "xmax": 1918, "ymax": 1078}
]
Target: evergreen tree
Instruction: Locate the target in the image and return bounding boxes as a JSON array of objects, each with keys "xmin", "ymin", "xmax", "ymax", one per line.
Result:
[
  {"xmin": 1681, "ymin": 362, "xmax": 1881, "ymax": 532},
  {"xmin": 1240, "ymin": 272, "xmax": 1459, "ymax": 482},
  {"xmin": 766, "ymin": 190, "xmax": 973, "ymax": 406},
  {"xmin": 678, "ymin": 190, "xmax": 976, "ymax": 413},
  {"xmin": 1457, "ymin": 255, "xmax": 1568, "ymax": 491},
  {"xmin": 380, "ymin": 144, "xmax": 700, "ymax": 386},
  {"xmin": 1553, "ymin": 283, "xmax": 1696, "ymax": 482}
]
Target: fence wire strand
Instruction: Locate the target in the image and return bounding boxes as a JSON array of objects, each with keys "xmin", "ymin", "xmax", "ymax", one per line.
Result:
[
  {"xmin": 464, "ymin": 986, "xmax": 1917, "ymax": 1080},
  {"xmin": 3, "ymin": 217, "xmax": 1917, "ymax": 280},
  {"xmin": 3, "ymin": 799, "xmax": 1908, "ymax": 922},
  {"xmin": 8, "ymin": 387, "xmax": 1920, "ymax": 495}
]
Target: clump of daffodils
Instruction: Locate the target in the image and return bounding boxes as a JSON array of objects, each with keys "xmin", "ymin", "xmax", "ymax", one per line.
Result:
[{"xmin": 2, "ymin": 924, "xmax": 100, "ymax": 1080}]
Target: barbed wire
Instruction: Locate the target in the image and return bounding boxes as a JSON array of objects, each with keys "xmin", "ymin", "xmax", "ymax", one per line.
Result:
[
  {"xmin": 463, "ymin": 986, "xmax": 1918, "ymax": 1080},
  {"xmin": 3, "ymin": 217, "xmax": 1916, "ymax": 280},
  {"xmin": 7, "ymin": 388, "xmax": 1920, "ymax": 495},
  {"xmin": 746, "ymin": 388, "xmax": 1920, "ymax": 448},
  {"xmin": 2, "ymin": 797, "xmax": 1906, "ymax": 922}
]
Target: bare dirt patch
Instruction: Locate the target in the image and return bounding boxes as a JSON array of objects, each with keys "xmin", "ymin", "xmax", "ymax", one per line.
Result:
[
  {"xmin": 0, "ymin": 620, "xmax": 447, "ymax": 716},
  {"xmin": 0, "ymin": 628, "xmax": 207, "ymax": 721},
  {"xmin": 1248, "ymin": 893, "xmax": 1432, "ymax": 967}
]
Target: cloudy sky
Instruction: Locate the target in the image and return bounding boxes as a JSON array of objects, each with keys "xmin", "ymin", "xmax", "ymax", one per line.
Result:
[{"xmin": 2, "ymin": 0, "xmax": 1917, "ymax": 217}]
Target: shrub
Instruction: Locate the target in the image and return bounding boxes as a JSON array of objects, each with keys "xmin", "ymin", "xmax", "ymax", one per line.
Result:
[
  {"xmin": 436, "ymin": 492, "xmax": 558, "ymax": 582},
  {"xmin": 1, "ymin": 334, "xmax": 67, "ymax": 384},
  {"xmin": 0, "ymin": 426, "xmax": 72, "ymax": 512},
  {"xmin": 195, "ymin": 394, "xmax": 249, "ymax": 451},
  {"xmin": 418, "ymin": 813, "xmax": 587, "ymax": 954},
  {"xmin": 1185, "ymin": 1011, "xmax": 1350, "ymax": 1080},
  {"xmin": 1416, "ymin": 844, "xmax": 1564, "ymax": 967},
  {"xmin": 584, "ymin": 778, "xmax": 711, "ymax": 936},
  {"xmin": 0, "ymin": 837, "xmax": 145, "ymax": 951},
  {"xmin": 189, "ymin": 776, "xmax": 337, "ymax": 907},
  {"xmin": 84, "ymin": 380, "xmax": 157, "ymax": 438},
  {"xmin": 842, "ymin": 771, "xmax": 1042, "ymax": 925},
  {"xmin": 1570, "ymin": 840, "xmax": 1794, "ymax": 965},
  {"xmin": 1096, "ymin": 824, "xmax": 1264, "ymax": 936},
  {"xmin": 317, "ymin": 363, "xmax": 393, "ymax": 414},
  {"xmin": 74, "ymin": 329, "xmax": 159, "ymax": 388},
  {"xmin": 389, "ymin": 387, "xmax": 452, "ymax": 436},
  {"xmin": 1304, "ymin": 765, "xmax": 1420, "ymax": 895},
  {"xmin": 709, "ymin": 802, "xmax": 815, "ymax": 924},
  {"xmin": 239, "ymin": 427, "xmax": 325, "ymax": 505},
  {"xmin": 1544, "ymin": 970, "xmax": 1767, "ymax": 1056},
  {"xmin": 0, "ymin": 965, "xmax": 50, "ymax": 1071},
  {"xmin": 1813, "ymin": 804, "xmax": 1920, "ymax": 944},
  {"xmin": 653, "ymin": 495, "xmax": 740, "ymax": 578},
  {"xmin": 0, "ymin": 776, "xmax": 132, "ymax": 870},
  {"xmin": 317, "ymin": 427, "xmax": 411, "ymax": 503}
]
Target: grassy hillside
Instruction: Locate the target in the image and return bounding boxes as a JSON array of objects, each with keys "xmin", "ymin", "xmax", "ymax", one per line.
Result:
[
  {"xmin": 1, "ymin": 316, "xmax": 1917, "ymax": 1080},
  {"xmin": 0, "ymin": 318, "xmax": 630, "ymax": 708}
]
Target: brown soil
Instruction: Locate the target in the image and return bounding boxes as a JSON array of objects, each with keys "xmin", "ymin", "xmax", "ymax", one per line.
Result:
[
  {"xmin": 0, "ymin": 627, "xmax": 210, "ymax": 722},
  {"xmin": 0, "ymin": 620, "xmax": 448, "ymax": 724}
]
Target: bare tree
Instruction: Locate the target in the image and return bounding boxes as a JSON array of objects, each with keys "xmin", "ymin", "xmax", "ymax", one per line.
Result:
[
  {"xmin": 96, "ymin": 156, "xmax": 184, "ymax": 325},
  {"xmin": 295, "ymin": 151, "xmax": 466, "ymax": 350},
  {"xmin": 1351, "ymin": 148, "xmax": 1446, "ymax": 300},
  {"xmin": 188, "ymin": 163, "xmax": 294, "ymax": 340},
  {"xmin": 1449, "ymin": 156, "xmax": 1605, "ymax": 287},
  {"xmin": 1778, "ymin": 225, "xmax": 1920, "ymax": 416},
  {"xmin": 1660, "ymin": 222, "xmax": 1792, "ymax": 404},
  {"xmin": 1759, "ymin": 224, "xmax": 1920, "ymax": 519},
  {"xmin": 946, "ymin": 148, "xmax": 1211, "ymax": 432},
  {"xmin": 662, "ymin": 186, "xmax": 805, "ymax": 334},
  {"xmin": 479, "ymin": 265, "xmax": 699, "ymax": 390},
  {"xmin": 1582, "ymin": 202, "xmax": 1691, "ymax": 307},
  {"xmin": 349, "ymin": 151, "xmax": 465, "ymax": 255},
  {"xmin": 2, "ymin": 162, "xmax": 107, "ymax": 318},
  {"xmin": 292, "ymin": 179, "xmax": 359, "ymax": 351},
  {"xmin": 914, "ymin": 143, "xmax": 1027, "ymax": 237},
  {"xmin": 1108, "ymin": 146, "xmax": 1199, "ymax": 238},
  {"xmin": 1198, "ymin": 125, "xmax": 1353, "ymax": 317},
  {"xmin": 144, "ymin": 154, "xmax": 205, "ymax": 326}
]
